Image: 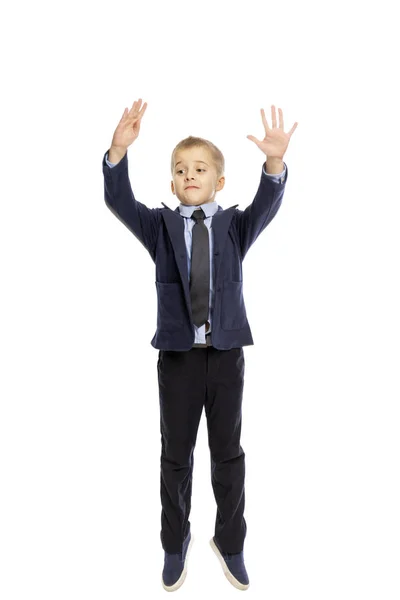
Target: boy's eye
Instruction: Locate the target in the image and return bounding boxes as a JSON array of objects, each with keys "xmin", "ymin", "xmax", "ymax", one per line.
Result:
[{"xmin": 177, "ymin": 169, "xmax": 205, "ymax": 174}]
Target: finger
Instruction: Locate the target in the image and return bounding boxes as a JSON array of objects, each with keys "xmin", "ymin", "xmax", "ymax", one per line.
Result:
[
  {"xmin": 125, "ymin": 100, "xmax": 143, "ymax": 124},
  {"xmin": 288, "ymin": 122, "xmax": 299, "ymax": 137},
  {"xmin": 271, "ymin": 105, "xmax": 277, "ymax": 128},
  {"xmin": 129, "ymin": 98, "xmax": 141, "ymax": 115},
  {"xmin": 278, "ymin": 107, "xmax": 284, "ymax": 130},
  {"xmin": 139, "ymin": 102, "xmax": 147, "ymax": 118},
  {"xmin": 247, "ymin": 135, "xmax": 261, "ymax": 148},
  {"xmin": 261, "ymin": 108, "xmax": 270, "ymax": 132},
  {"xmin": 135, "ymin": 99, "xmax": 146, "ymax": 118}
]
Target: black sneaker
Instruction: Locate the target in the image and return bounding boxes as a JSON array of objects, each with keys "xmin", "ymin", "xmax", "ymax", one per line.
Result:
[
  {"xmin": 162, "ymin": 532, "xmax": 193, "ymax": 592},
  {"xmin": 210, "ymin": 536, "xmax": 249, "ymax": 590}
]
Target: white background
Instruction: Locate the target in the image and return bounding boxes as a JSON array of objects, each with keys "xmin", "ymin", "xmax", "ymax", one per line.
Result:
[{"xmin": 1, "ymin": 0, "xmax": 399, "ymax": 598}]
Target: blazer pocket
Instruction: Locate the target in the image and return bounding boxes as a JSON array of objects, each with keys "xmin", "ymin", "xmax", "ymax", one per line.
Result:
[
  {"xmin": 221, "ymin": 280, "xmax": 247, "ymax": 330},
  {"xmin": 155, "ymin": 281, "xmax": 185, "ymax": 331}
]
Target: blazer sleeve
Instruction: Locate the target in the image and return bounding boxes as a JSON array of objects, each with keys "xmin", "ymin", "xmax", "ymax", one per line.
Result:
[
  {"xmin": 235, "ymin": 161, "xmax": 288, "ymax": 260},
  {"xmin": 102, "ymin": 150, "xmax": 161, "ymax": 261}
]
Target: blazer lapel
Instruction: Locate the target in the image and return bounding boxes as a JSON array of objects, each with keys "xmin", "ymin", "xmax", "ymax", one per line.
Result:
[{"xmin": 160, "ymin": 202, "xmax": 239, "ymax": 320}]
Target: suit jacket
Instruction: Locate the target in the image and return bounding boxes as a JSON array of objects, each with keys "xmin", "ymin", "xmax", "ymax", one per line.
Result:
[{"xmin": 102, "ymin": 150, "xmax": 288, "ymax": 351}]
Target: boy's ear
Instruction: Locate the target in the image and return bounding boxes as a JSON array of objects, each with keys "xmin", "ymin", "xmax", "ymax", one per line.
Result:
[
  {"xmin": 171, "ymin": 181, "xmax": 175, "ymax": 195},
  {"xmin": 217, "ymin": 177, "xmax": 225, "ymax": 191}
]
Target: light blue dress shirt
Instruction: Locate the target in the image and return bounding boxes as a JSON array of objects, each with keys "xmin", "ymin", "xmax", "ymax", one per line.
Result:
[{"xmin": 105, "ymin": 152, "xmax": 286, "ymax": 344}]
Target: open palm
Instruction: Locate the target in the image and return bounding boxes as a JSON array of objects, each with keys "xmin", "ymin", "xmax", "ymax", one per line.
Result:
[
  {"xmin": 247, "ymin": 105, "xmax": 298, "ymax": 159},
  {"xmin": 111, "ymin": 98, "xmax": 148, "ymax": 149}
]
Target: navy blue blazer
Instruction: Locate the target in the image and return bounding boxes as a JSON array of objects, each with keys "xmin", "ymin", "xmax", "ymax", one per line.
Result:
[{"xmin": 102, "ymin": 150, "xmax": 288, "ymax": 351}]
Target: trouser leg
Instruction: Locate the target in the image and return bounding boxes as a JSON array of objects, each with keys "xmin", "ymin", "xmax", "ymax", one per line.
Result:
[
  {"xmin": 157, "ymin": 348, "xmax": 206, "ymax": 553},
  {"xmin": 204, "ymin": 347, "xmax": 246, "ymax": 554}
]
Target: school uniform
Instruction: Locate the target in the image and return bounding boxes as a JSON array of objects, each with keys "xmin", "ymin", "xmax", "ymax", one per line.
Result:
[{"xmin": 102, "ymin": 150, "xmax": 287, "ymax": 555}]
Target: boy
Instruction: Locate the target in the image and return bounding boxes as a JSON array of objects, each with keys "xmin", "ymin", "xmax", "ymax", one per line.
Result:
[{"xmin": 102, "ymin": 99, "xmax": 298, "ymax": 592}]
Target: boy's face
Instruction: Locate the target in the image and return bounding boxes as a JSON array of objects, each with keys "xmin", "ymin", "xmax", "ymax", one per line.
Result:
[{"xmin": 171, "ymin": 146, "xmax": 225, "ymax": 206}]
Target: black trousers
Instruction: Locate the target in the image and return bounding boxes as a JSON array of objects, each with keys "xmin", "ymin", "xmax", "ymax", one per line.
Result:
[{"xmin": 157, "ymin": 344, "xmax": 247, "ymax": 555}]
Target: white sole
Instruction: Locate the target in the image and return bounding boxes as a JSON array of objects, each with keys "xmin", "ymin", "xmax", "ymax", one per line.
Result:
[
  {"xmin": 162, "ymin": 534, "xmax": 194, "ymax": 592},
  {"xmin": 209, "ymin": 537, "xmax": 249, "ymax": 591}
]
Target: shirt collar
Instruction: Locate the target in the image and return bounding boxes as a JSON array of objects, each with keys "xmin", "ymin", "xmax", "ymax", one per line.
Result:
[{"xmin": 178, "ymin": 200, "xmax": 219, "ymax": 219}]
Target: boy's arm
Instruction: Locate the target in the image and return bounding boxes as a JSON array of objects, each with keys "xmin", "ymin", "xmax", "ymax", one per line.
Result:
[
  {"xmin": 103, "ymin": 149, "xmax": 161, "ymax": 261},
  {"xmin": 237, "ymin": 104, "xmax": 297, "ymax": 258},
  {"xmin": 262, "ymin": 160, "xmax": 286, "ymax": 183},
  {"xmin": 234, "ymin": 160, "xmax": 288, "ymax": 260},
  {"xmin": 105, "ymin": 152, "xmax": 117, "ymax": 168}
]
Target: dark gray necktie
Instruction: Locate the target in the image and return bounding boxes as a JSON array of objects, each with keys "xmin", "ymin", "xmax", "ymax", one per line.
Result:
[{"xmin": 190, "ymin": 208, "xmax": 210, "ymax": 327}]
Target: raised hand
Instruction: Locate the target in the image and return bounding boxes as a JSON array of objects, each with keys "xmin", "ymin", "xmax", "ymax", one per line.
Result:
[
  {"xmin": 247, "ymin": 105, "xmax": 298, "ymax": 159},
  {"xmin": 111, "ymin": 98, "xmax": 148, "ymax": 150}
]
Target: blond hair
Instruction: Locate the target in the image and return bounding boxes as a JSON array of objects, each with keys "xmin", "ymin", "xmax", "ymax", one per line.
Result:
[{"xmin": 171, "ymin": 136, "xmax": 225, "ymax": 180}]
